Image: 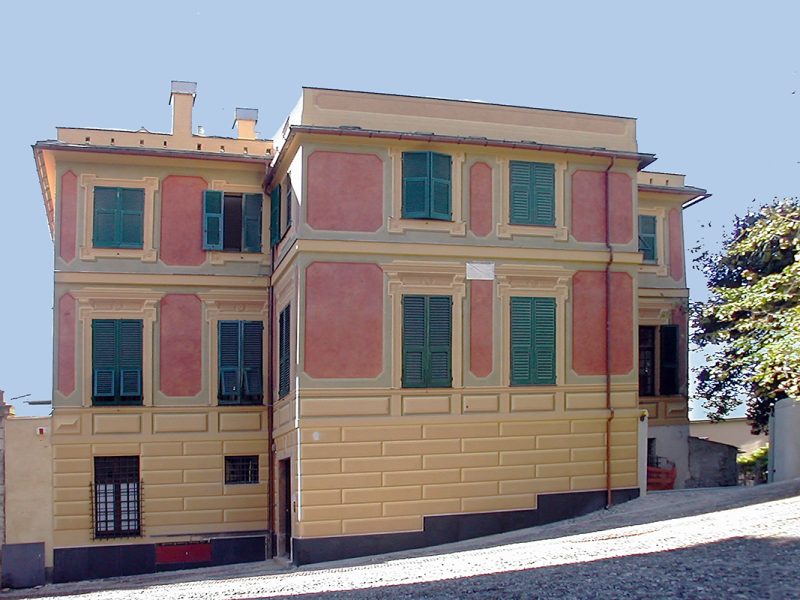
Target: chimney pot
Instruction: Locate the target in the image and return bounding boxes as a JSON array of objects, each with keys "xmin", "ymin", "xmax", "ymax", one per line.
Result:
[{"xmin": 233, "ymin": 107, "xmax": 258, "ymax": 140}]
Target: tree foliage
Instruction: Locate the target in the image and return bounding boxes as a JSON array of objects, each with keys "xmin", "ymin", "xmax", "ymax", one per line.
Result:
[{"xmin": 691, "ymin": 198, "xmax": 800, "ymax": 432}]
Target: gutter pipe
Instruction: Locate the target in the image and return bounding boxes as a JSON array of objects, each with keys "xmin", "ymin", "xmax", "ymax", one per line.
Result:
[{"xmin": 604, "ymin": 158, "xmax": 616, "ymax": 509}]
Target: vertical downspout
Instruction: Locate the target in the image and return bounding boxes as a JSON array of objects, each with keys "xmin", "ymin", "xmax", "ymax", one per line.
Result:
[
  {"xmin": 604, "ymin": 158, "xmax": 615, "ymax": 509},
  {"xmin": 266, "ymin": 216, "xmax": 276, "ymax": 558}
]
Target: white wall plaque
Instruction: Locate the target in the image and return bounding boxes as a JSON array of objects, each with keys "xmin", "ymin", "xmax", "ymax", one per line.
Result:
[{"xmin": 466, "ymin": 262, "xmax": 495, "ymax": 280}]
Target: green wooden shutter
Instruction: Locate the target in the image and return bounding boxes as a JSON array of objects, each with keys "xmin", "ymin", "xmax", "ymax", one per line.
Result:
[
  {"xmin": 429, "ymin": 153, "xmax": 452, "ymax": 221},
  {"xmin": 242, "ymin": 193, "xmax": 263, "ymax": 253},
  {"xmin": 660, "ymin": 324, "xmax": 679, "ymax": 395},
  {"xmin": 531, "ymin": 163, "xmax": 555, "ymax": 226},
  {"xmin": 639, "ymin": 215, "xmax": 657, "ymax": 262},
  {"xmin": 402, "ymin": 296, "xmax": 426, "ymax": 388},
  {"xmin": 278, "ymin": 306, "xmax": 291, "ymax": 398},
  {"xmin": 242, "ymin": 320, "xmax": 263, "ymax": 401},
  {"xmin": 427, "ymin": 296, "xmax": 452, "ymax": 387},
  {"xmin": 509, "ymin": 162, "xmax": 533, "ymax": 225},
  {"xmin": 402, "ymin": 152, "xmax": 430, "ymax": 218},
  {"xmin": 532, "ymin": 298, "xmax": 556, "ymax": 384},
  {"xmin": 93, "ymin": 187, "xmax": 119, "ymax": 247},
  {"xmin": 118, "ymin": 319, "xmax": 143, "ymax": 399},
  {"xmin": 203, "ymin": 190, "xmax": 224, "ymax": 250},
  {"xmin": 92, "ymin": 319, "xmax": 117, "ymax": 400},
  {"xmin": 510, "ymin": 297, "xmax": 533, "ymax": 385},
  {"xmin": 219, "ymin": 321, "xmax": 242, "ymax": 401},
  {"xmin": 118, "ymin": 188, "xmax": 144, "ymax": 248},
  {"xmin": 270, "ymin": 186, "xmax": 281, "ymax": 248},
  {"xmin": 285, "ymin": 185, "xmax": 292, "ymax": 229}
]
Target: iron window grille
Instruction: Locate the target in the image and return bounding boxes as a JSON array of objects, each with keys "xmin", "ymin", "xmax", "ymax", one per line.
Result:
[
  {"xmin": 93, "ymin": 456, "xmax": 141, "ymax": 539},
  {"xmin": 225, "ymin": 455, "xmax": 259, "ymax": 485}
]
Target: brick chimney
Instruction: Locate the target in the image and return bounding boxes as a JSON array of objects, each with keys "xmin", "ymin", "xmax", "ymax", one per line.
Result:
[
  {"xmin": 233, "ymin": 108, "xmax": 258, "ymax": 140},
  {"xmin": 169, "ymin": 81, "xmax": 197, "ymax": 139}
]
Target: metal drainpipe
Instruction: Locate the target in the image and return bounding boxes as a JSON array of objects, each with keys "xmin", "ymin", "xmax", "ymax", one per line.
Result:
[
  {"xmin": 266, "ymin": 222, "xmax": 276, "ymax": 557},
  {"xmin": 604, "ymin": 158, "xmax": 616, "ymax": 509}
]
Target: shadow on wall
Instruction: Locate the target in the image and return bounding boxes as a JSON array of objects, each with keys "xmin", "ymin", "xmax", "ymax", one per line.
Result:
[
  {"xmin": 686, "ymin": 436, "xmax": 738, "ymax": 488},
  {"xmin": 267, "ymin": 536, "xmax": 799, "ymax": 599}
]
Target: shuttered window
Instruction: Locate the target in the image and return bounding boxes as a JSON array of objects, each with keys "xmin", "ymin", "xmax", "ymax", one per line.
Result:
[
  {"xmin": 639, "ymin": 215, "xmax": 657, "ymax": 263},
  {"xmin": 402, "ymin": 152, "xmax": 452, "ymax": 221},
  {"xmin": 202, "ymin": 191, "xmax": 263, "ymax": 252},
  {"xmin": 270, "ymin": 185, "xmax": 282, "ymax": 248},
  {"xmin": 509, "ymin": 161, "xmax": 555, "ymax": 226},
  {"xmin": 92, "ymin": 319, "xmax": 143, "ymax": 405},
  {"xmin": 278, "ymin": 305, "xmax": 291, "ymax": 398},
  {"xmin": 218, "ymin": 320, "xmax": 263, "ymax": 405},
  {"xmin": 638, "ymin": 324, "xmax": 681, "ymax": 396},
  {"xmin": 93, "ymin": 187, "xmax": 144, "ymax": 248},
  {"xmin": 402, "ymin": 295, "xmax": 452, "ymax": 388},
  {"xmin": 509, "ymin": 297, "xmax": 556, "ymax": 386}
]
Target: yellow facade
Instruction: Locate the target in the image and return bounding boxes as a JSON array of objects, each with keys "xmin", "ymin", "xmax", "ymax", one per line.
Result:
[{"xmin": 21, "ymin": 82, "xmax": 706, "ymax": 582}]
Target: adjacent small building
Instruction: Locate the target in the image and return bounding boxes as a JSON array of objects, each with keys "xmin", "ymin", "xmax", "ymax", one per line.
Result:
[{"xmin": 11, "ymin": 82, "xmax": 706, "ymax": 583}]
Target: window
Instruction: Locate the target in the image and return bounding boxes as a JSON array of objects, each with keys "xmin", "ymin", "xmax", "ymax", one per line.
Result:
[
  {"xmin": 93, "ymin": 187, "xmax": 144, "ymax": 248},
  {"xmin": 639, "ymin": 325, "xmax": 679, "ymax": 396},
  {"xmin": 509, "ymin": 161, "xmax": 555, "ymax": 226},
  {"xmin": 218, "ymin": 321, "xmax": 263, "ymax": 405},
  {"xmin": 402, "ymin": 152, "xmax": 452, "ymax": 220},
  {"xmin": 270, "ymin": 185, "xmax": 281, "ymax": 248},
  {"xmin": 402, "ymin": 295, "xmax": 452, "ymax": 388},
  {"xmin": 92, "ymin": 319, "xmax": 143, "ymax": 405},
  {"xmin": 285, "ymin": 183, "xmax": 293, "ymax": 232},
  {"xmin": 509, "ymin": 297, "xmax": 556, "ymax": 385},
  {"xmin": 639, "ymin": 215, "xmax": 657, "ymax": 263},
  {"xmin": 278, "ymin": 305, "xmax": 291, "ymax": 398},
  {"xmin": 203, "ymin": 191, "xmax": 263, "ymax": 252},
  {"xmin": 225, "ymin": 455, "xmax": 259, "ymax": 484},
  {"xmin": 94, "ymin": 456, "xmax": 141, "ymax": 539}
]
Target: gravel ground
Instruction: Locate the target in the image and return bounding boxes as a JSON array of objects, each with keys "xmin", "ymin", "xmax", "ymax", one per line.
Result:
[{"xmin": 6, "ymin": 480, "xmax": 800, "ymax": 600}]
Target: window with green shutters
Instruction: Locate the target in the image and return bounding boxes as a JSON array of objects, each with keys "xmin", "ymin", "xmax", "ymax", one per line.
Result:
[
  {"xmin": 218, "ymin": 320, "xmax": 263, "ymax": 405},
  {"xmin": 402, "ymin": 295, "xmax": 452, "ymax": 388},
  {"xmin": 93, "ymin": 187, "xmax": 145, "ymax": 248},
  {"xmin": 638, "ymin": 324, "xmax": 680, "ymax": 396},
  {"xmin": 278, "ymin": 305, "xmax": 291, "ymax": 398},
  {"xmin": 270, "ymin": 185, "xmax": 282, "ymax": 248},
  {"xmin": 92, "ymin": 319, "xmax": 143, "ymax": 405},
  {"xmin": 509, "ymin": 297, "xmax": 556, "ymax": 386},
  {"xmin": 402, "ymin": 152, "xmax": 452, "ymax": 221},
  {"xmin": 638, "ymin": 215, "xmax": 657, "ymax": 263},
  {"xmin": 509, "ymin": 161, "xmax": 555, "ymax": 226},
  {"xmin": 203, "ymin": 191, "xmax": 263, "ymax": 252}
]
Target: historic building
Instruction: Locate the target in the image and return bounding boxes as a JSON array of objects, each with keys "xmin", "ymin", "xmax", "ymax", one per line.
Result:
[{"xmin": 16, "ymin": 82, "xmax": 706, "ymax": 582}]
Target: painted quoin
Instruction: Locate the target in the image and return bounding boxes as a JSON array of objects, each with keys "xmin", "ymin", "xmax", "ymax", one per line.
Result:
[{"xmin": 19, "ymin": 81, "xmax": 706, "ymax": 582}]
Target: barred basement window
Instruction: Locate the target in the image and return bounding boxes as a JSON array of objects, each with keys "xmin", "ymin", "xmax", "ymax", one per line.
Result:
[
  {"xmin": 93, "ymin": 456, "xmax": 141, "ymax": 539},
  {"xmin": 225, "ymin": 455, "xmax": 259, "ymax": 484}
]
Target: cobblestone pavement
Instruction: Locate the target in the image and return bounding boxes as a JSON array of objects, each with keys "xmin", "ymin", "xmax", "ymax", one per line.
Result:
[{"xmin": 7, "ymin": 480, "xmax": 800, "ymax": 600}]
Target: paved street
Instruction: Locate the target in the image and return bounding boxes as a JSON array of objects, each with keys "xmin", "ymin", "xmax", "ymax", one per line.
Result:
[{"xmin": 8, "ymin": 479, "xmax": 800, "ymax": 599}]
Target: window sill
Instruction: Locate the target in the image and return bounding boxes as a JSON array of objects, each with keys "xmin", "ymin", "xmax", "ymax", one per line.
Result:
[
  {"xmin": 496, "ymin": 223, "xmax": 568, "ymax": 241},
  {"xmin": 80, "ymin": 247, "xmax": 157, "ymax": 262},
  {"xmin": 639, "ymin": 263, "xmax": 669, "ymax": 277},
  {"xmin": 388, "ymin": 217, "xmax": 466, "ymax": 236},
  {"xmin": 209, "ymin": 251, "xmax": 268, "ymax": 266}
]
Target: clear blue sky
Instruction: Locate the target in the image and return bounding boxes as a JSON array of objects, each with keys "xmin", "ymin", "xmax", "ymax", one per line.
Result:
[{"xmin": 1, "ymin": 1, "xmax": 797, "ymax": 418}]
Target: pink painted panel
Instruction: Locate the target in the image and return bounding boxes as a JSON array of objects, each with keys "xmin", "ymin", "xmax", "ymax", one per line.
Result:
[
  {"xmin": 572, "ymin": 271, "xmax": 633, "ymax": 375},
  {"xmin": 571, "ymin": 171, "xmax": 633, "ymax": 244},
  {"xmin": 160, "ymin": 176, "xmax": 207, "ymax": 266},
  {"xmin": 307, "ymin": 151, "xmax": 383, "ymax": 232},
  {"xmin": 469, "ymin": 280, "xmax": 493, "ymax": 378},
  {"xmin": 159, "ymin": 294, "xmax": 202, "ymax": 397},
  {"xmin": 469, "ymin": 162, "xmax": 492, "ymax": 237},
  {"xmin": 57, "ymin": 293, "xmax": 76, "ymax": 396},
  {"xmin": 669, "ymin": 208, "xmax": 684, "ymax": 281},
  {"xmin": 304, "ymin": 262, "xmax": 383, "ymax": 378},
  {"xmin": 59, "ymin": 171, "xmax": 78, "ymax": 263}
]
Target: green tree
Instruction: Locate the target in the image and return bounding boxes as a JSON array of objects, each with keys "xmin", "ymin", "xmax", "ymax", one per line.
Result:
[{"xmin": 691, "ymin": 198, "xmax": 800, "ymax": 432}]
